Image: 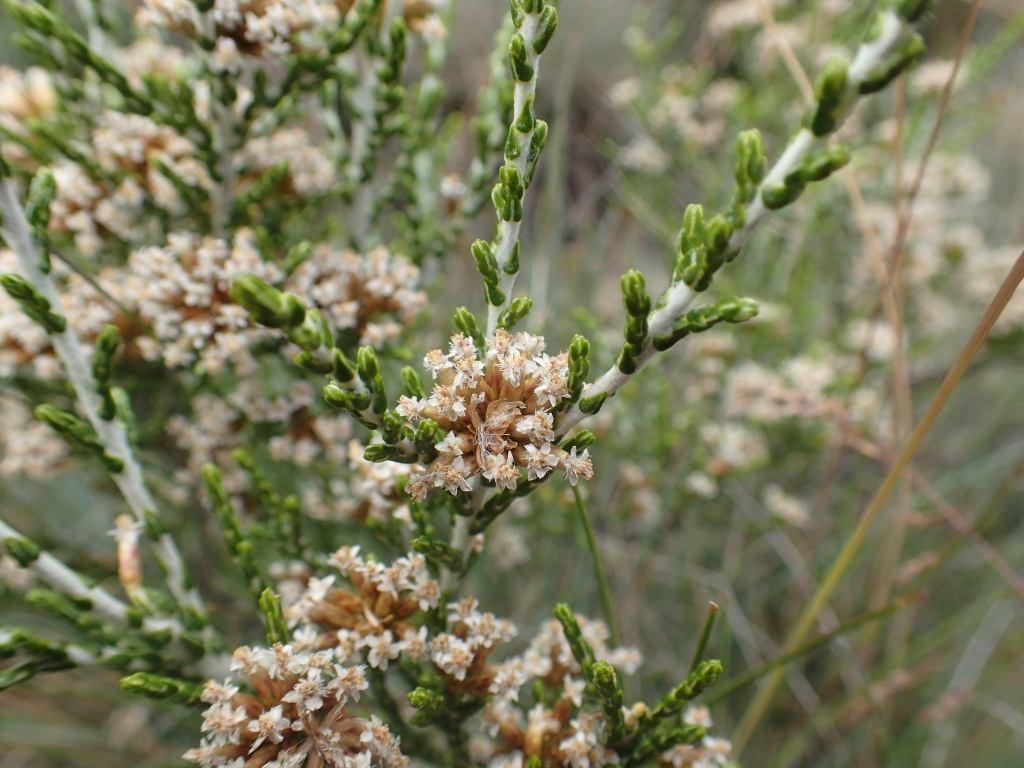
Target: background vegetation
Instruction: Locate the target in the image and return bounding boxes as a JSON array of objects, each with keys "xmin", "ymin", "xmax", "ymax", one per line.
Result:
[{"xmin": 1, "ymin": 1, "xmax": 1022, "ymax": 767}]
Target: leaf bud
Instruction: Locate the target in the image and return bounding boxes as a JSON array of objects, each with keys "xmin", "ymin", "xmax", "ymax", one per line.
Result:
[
  {"xmin": 810, "ymin": 56, "xmax": 850, "ymax": 136},
  {"xmin": 532, "ymin": 6, "xmax": 558, "ymax": 54}
]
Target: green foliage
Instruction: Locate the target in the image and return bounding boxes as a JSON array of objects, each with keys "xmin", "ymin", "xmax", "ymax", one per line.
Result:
[
  {"xmin": 0, "ymin": 1, "xmax": 1020, "ymax": 766},
  {"xmin": 0, "ymin": 273, "xmax": 65, "ymax": 333}
]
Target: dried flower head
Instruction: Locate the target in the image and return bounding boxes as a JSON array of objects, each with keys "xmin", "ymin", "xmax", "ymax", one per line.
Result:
[
  {"xmin": 184, "ymin": 643, "xmax": 407, "ymax": 768},
  {"xmin": 400, "ymin": 330, "xmax": 593, "ymax": 500},
  {"xmin": 286, "ymin": 548, "xmax": 440, "ymax": 659}
]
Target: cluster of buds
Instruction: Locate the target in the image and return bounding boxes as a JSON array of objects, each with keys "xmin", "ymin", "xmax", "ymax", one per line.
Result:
[
  {"xmin": 398, "ymin": 330, "xmax": 593, "ymax": 500},
  {"xmin": 184, "ymin": 643, "xmax": 408, "ymax": 768}
]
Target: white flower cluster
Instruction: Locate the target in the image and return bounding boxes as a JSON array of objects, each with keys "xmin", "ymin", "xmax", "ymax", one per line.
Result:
[
  {"xmin": 50, "ymin": 112, "xmax": 211, "ymax": 255},
  {"xmin": 85, "ymin": 233, "xmax": 423, "ymax": 376},
  {"xmin": 0, "ymin": 249, "xmax": 57, "ymax": 378},
  {"xmin": 0, "ymin": 65, "xmax": 56, "ymax": 161},
  {"xmin": 698, "ymin": 421, "xmax": 769, "ymax": 477},
  {"xmin": 0, "ymin": 397, "xmax": 69, "ymax": 476},
  {"xmin": 399, "ymin": 330, "xmax": 593, "ymax": 500},
  {"xmin": 112, "ymin": 229, "xmax": 280, "ymax": 373},
  {"xmin": 236, "ymin": 127, "xmax": 338, "ymax": 198},
  {"xmin": 430, "ymin": 596, "xmax": 518, "ymax": 683},
  {"xmin": 137, "ymin": 0, "xmax": 451, "ymax": 62},
  {"xmin": 659, "ymin": 705, "xmax": 733, "ymax": 768},
  {"xmin": 284, "ymin": 549, "xmax": 526, "ymax": 694},
  {"xmin": 309, "ymin": 438, "xmax": 414, "ymax": 523},
  {"xmin": 168, "ymin": 380, "xmax": 324, "ymax": 493},
  {"xmin": 137, "ymin": 0, "xmax": 344, "ymax": 58},
  {"xmin": 474, "ymin": 615, "xmax": 643, "ymax": 768},
  {"xmin": 114, "ymin": 38, "xmax": 193, "ymax": 87},
  {"xmin": 184, "ymin": 643, "xmax": 407, "ymax": 768},
  {"xmin": 287, "ymin": 245, "xmax": 426, "ymax": 349},
  {"xmin": 285, "ymin": 547, "xmax": 440, "ymax": 652},
  {"xmin": 501, "ymin": 615, "xmax": 643, "ymax": 686},
  {"xmin": 722, "ymin": 357, "xmax": 839, "ymax": 425}
]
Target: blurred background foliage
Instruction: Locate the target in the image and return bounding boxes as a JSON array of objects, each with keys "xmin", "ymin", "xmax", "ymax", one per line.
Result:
[{"xmin": 1, "ymin": 1, "xmax": 1023, "ymax": 766}]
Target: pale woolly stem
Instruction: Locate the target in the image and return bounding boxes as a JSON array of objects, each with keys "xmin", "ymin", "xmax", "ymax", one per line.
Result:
[
  {"xmin": 485, "ymin": 10, "xmax": 546, "ymax": 338},
  {"xmin": 0, "ymin": 514, "xmax": 225, "ymax": 676},
  {"xmin": 69, "ymin": 0, "xmax": 110, "ymax": 57},
  {"xmin": 556, "ymin": 10, "xmax": 914, "ymax": 438},
  {"xmin": 0, "ymin": 179, "xmax": 212, "ymax": 634},
  {"xmin": 193, "ymin": 12, "xmax": 237, "ymax": 237},
  {"xmin": 462, "ymin": 15, "xmax": 515, "ymax": 212},
  {"xmin": 348, "ymin": 1, "xmax": 402, "ymax": 245},
  {"xmin": 346, "ymin": 45, "xmax": 380, "ymax": 245},
  {"xmin": 0, "ymin": 516, "xmax": 129, "ymax": 625}
]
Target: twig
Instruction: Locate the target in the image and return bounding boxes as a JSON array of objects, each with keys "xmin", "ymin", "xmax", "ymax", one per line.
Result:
[
  {"xmin": 557, "ymin": 8, "xmax": 922, "ymax": 437},
  {"xmin": 0, "ymin": 516, "xmax": 129, "ymax": 625},
  {"xmin": 0, "ymin": 178, "xmax": 213, "ymax": 637}
]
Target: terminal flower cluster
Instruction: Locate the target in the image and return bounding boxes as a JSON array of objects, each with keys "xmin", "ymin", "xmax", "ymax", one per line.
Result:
[
  {"xmin": 399, "ymin": 330, "xmax": 593, "ymax": 500},
  {"xmin": 285, "ymin": 551, "xmax": 521, "ymax": 694},
  {"xmin": 184, "ymin": 643, "xmax": 407, "ymax": 768},
  {"xmin": 285, "ymin": 546, "xmax": 441, "ymax": 664}
]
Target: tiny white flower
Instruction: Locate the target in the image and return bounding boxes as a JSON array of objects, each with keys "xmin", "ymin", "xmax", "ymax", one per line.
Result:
[
  {"xmin": 363, "ymin": 630, "xmax": 400, "ymax": 670},
  {"xmin": 561, "ymin": 447, "xmax": 594, "ymax": 486},
  {"xmin": 247, "ymin": 705, "xmax": 290, "ymax": 752}
]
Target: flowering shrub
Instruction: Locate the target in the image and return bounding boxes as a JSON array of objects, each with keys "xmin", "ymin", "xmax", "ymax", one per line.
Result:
[{"xmin": 2, "ymin": 1, "xmax": 1022, "ymax": 767}]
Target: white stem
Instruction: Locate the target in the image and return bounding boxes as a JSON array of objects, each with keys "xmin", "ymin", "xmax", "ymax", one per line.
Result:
[
  {"xmin": 70, "ymin": 0, "xmax": 109, "ymax": 57},
  {"xmin": 461, "ymin": 15, "xmax": 516, "ymax": 223},
  {"xmin": 346, "ymin": 46, "xmax": 380, "ymax": 244},
  {"xmin": 0, "ymin": 516, "xmax": 128, "ymax": 625},
  {"xmin": 0, "ymin": 179, "xmax": 210, "ymax": 629},
  {"xmin": 193, "ymin": 13, "xmax": 237, "ymax": 237},
  {"xmin": 557, "ymin": 10, "xmax": 915, "ymax": 437},
  {"xmin": 486, "ymin": 11, "xmax": 545, "ymax": 338}
]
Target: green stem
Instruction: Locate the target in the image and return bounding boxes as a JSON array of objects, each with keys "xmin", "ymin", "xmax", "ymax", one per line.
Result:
[
  {"xmin": 572, "ymin": 485, "xmax": 619, "ymax": 648},
  {"xmin": 689, "ymin": 601, "xmax": 719, "ymax": 674}
]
